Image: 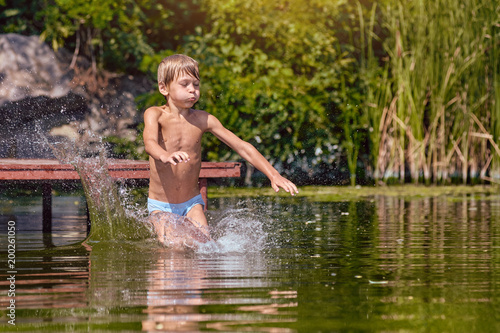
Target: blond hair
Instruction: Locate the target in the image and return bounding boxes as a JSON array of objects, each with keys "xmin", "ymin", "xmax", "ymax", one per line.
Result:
[{"xmin": 157, "ymin": 54, "xmax": 200, "ymax": 87}]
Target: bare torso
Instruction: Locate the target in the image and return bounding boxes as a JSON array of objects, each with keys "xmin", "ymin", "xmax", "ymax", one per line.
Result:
[{"xmin": 148, "ymin": 107, "xmax": 209, "ymax": 204}]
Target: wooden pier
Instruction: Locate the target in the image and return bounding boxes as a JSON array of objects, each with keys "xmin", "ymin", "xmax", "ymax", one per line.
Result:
[{"xmin": 0, "ymin": 159, "xmax": 241, "ymax": 232}]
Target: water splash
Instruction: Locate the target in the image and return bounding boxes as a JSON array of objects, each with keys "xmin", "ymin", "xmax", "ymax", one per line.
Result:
[
  {"xmin": 40, "ymin": 126, "xmax": 153, "ymax": 243},
  {"xmin": 146, "ymin": 206, "xmax": 272, "ymax": 254},
  {"xmin": 197, "ymin": 207, "xmax": 271, "ymax": 254},
  {"xmin": 74, "ymin": 154, "xmax": 152, "ymax": 242},
  {"xmin": 148, "ymin": 212, "xmax": 211, "ymax": 249}
]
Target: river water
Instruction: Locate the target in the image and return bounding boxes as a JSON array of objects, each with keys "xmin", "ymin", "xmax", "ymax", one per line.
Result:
[{"xmin": 0, "ymin": 189, "xmax": 499, "ymax": 332}]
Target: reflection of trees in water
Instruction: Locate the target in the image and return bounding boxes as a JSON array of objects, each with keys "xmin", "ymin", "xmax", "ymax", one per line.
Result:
[
  {"xmin": 376, "ymin": 196, "xmax": 496, "ymax": 306},
  {"xmin": 215, "ymin": 195, "xmax": 498, "ymax": 321}
]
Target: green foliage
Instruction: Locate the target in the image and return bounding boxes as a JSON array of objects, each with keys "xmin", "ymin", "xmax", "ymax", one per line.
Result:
[
  {"xmin": 2, "ymin": 0, "xmax": 499, "ymax": 184},
  {"xmin": 165, "ymin": 0, "xmax": 351, "ymax": 181},
  {"xmin": 104, "ymin": 123, "xmax": 148, "ymax": 160},
  {"xmin": 36, "ymin": 0, "xmax": 154, "ymax": 71},
  {"xmin": 0, "ymin": 0, "xmax": 45, "ymax": 35}
]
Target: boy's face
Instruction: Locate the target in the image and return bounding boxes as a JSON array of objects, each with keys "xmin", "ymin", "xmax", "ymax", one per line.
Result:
[{"xmin": 162, "ymin": 73, "xmax": 200, "ymax": 109}]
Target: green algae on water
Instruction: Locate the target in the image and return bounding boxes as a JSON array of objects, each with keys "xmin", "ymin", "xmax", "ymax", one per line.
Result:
[{"xmin": 208, "ymin": 184, "xmax": 499, "ymax": 202}]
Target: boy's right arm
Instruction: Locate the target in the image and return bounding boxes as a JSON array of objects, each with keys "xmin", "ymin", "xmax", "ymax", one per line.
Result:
[{"xmin": 143, "ymin": 107, "xmax": 190, "ymax": 165}]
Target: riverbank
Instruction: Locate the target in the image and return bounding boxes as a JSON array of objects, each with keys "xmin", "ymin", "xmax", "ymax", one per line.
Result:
[{"xmin": 208, "ymin": 184, "xmax": 500, "ymax": 201}]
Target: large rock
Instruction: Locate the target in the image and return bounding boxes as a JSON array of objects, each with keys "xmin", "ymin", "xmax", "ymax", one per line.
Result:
[
  {"xmin": 0, "ymin": 34, "xmax": 73, "ymax": 103},
  {"xmin": 0, "ymin": 33, "xmax": 152, "ymax": 158}
]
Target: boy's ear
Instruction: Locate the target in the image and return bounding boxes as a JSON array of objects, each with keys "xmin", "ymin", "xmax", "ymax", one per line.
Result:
[{"xmin": 158, "ymin": 82, "xmax": 169, "ymax": 97}]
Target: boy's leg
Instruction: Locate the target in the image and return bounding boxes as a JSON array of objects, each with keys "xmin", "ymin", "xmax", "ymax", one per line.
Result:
[
  {"xmin": 186, "ymin": 204, "xmax": 210, "ymax": 238},
  {"xmin": 148, "ymin": 211, "xmax": 166, "ymax": 238}
]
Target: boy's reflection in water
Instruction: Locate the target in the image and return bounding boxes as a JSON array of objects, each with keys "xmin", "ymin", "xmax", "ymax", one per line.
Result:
[
  {"xmin": 141, "ymin": 247, "xmax": 298, "ymax": 332},
  {"xmin": 142, "ymin": 250, "xmax": 206, "ymax": 332}
]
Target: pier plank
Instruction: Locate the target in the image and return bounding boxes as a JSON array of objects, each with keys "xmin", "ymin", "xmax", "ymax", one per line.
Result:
[
  {"xmin": 0, "ymin": 159, "xmax": 241, "ymax": 231},
  {"xmin": 0, "ymin": 159, "xmax": 241, "ymax": 180}
]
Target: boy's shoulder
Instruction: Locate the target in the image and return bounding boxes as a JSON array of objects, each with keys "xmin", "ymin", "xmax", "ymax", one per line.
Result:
[{"xmin": 144, "ymin": 105, "xmax": 164, "ymax": 118}]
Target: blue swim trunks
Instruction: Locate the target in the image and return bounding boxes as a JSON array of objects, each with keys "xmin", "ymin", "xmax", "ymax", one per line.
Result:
[{"xmin": 147, "ymin": 194, "xmax": 205, "ymax": 216}]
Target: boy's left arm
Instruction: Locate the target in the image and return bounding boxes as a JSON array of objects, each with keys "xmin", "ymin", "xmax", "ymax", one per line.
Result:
[{"xmin": 207, "ymin": 114, "xmax": 298, "ymax": 196}]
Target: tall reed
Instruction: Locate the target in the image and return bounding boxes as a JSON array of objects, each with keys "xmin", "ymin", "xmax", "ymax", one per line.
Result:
[
  {"xmin": 365, "ymin": 0, "xmax": 499, "ymax": 184},
  {"xmin": 356, "ymin": 1, "xmax": 393, "ymax": 184}
]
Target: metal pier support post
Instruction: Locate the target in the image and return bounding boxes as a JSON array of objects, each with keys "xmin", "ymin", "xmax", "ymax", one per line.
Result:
[{"xmin": 42, "ymin": 182, "xmax": 52, "ymax": 233}]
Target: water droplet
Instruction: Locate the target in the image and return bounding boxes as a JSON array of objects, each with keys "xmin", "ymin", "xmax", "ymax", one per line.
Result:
[{"xmin": 369, "ymin": 280, "xmax": 388, "ymax": 284}]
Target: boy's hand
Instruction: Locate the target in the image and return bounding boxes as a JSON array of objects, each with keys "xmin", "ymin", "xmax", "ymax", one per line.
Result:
[
  {"xmin": 160, "ymin": 151, "xmax": 190, "ymax": 165},
  {"xmin": 271, "ymin": 175, "xmax": 299, "ymax": 196}
]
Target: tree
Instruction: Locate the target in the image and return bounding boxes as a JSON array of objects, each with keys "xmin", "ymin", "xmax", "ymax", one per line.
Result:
[
  {"xmin": 37, "ymin": 0, "xmax": 153, "ymax": 73},
  {"xmin": 168, "ymin": 0, "xmax": 351, "ymax": 183}
]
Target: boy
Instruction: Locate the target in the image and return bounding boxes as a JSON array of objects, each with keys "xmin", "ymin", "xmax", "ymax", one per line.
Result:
[{"xmin": 143, "ymin": 54, "xmax": 298, "ymax": 243}]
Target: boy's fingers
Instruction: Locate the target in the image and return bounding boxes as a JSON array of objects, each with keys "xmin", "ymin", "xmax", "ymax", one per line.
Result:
[
  {"xmin": 283, "ymin": 182, "xmax": 298, "ymax": 196},
  {"xmin": 178, "ymin": 152, "xmax": 190, "ymax": 162},
  {"xmin": 273, "ymin": 180, "xmax": 298, "ymax": 196},
  {"xmin": 169, "ymin": 152, "xmax": 190, "ymax": 165},
  {"xmin": 272, "ymin": 182, "xmax": 280, "ymax": 193}
]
